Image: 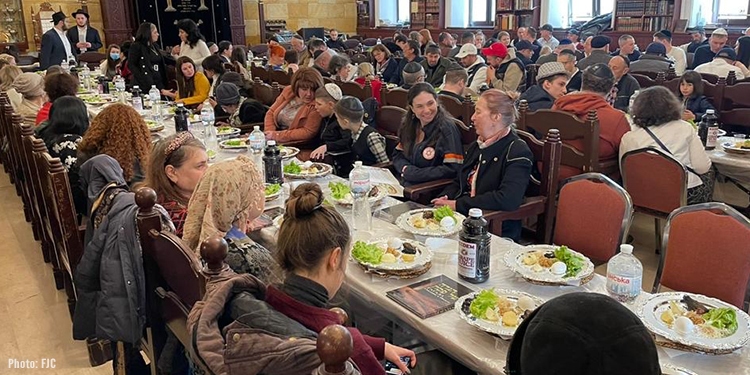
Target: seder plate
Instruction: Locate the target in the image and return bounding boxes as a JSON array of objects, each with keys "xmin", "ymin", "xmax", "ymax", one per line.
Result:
[
  {"xmin": 352, "ymin": 238, "xmax": 433, "ymax": 271},
  {"xmin": 455, "ymin": 289, "xmax": 544, "ymax": 339},
  {"xmin": 395, "ymin": 208, "xmax": 465, "ymax": 237},
  {"xmin": 503, "ymin": 245, "xmax": 595, "ymax": 286}
]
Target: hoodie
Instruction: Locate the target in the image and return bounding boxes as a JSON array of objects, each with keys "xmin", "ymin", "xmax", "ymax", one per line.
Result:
[
  {"xmin": 519, "ymin": 85, "xmax": 556, "ymax": 112},
  {"xmin": 552, "ymin": 92, "xmax": 631, "ymax": 180}
]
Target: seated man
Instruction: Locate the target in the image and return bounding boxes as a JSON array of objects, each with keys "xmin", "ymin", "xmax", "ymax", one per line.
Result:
[
  {"xmin": 401, "ymin": 62, "xmax": 426, "ymax": 90},
  {"xmin": 630, "ymin": 42, "xmax": 672, "ymax": 74},
  {"xmin": 449, "ymin": 31, "xmax": 475, "ymax": 59},
  {"xmin": 552, "ymin": 64, "xmax": 631, "ymax": 180},
  {"xmin": 455, "ymin": 43, "xmax": 488, "ymax": 94},
  {"xmin": 313, "ymin": 49, "xmax": 335, "ymax": 77},
  {"xmin": 325, "ymin": 29, "xmax": 346, "ymax": 50},
  {"xmin": 393, "ymin": 40, "xmax": 424, "ymax": 85},
  {"xmin": 507, "ymin": 293, "xmax": 661, "ymax": 375},
  {"xmin": 558, "ymin": 49, "xmax": 581, "ymax": 92},
  {"xmin": 536, "ymin": 38, "xmax": 574, "ymax": 65},
  {"xmin": 577, "ymin": 35, "xmax": 612, "ymax": 71},
  {"xmin": 514, "ymin": 40, "xmax": 536, "ymax": 67},
  {"xmin": 439, "ymin": 66, "xmax": 468, "ymax": 102},
  {"xmin": 653, "ymin": 29, "xmax": 686, "ymax": 75},
  {"xmin": 607, "ymin": 55, "xmax": 640, "ymax": 113},
  {"xmin": 420, "ymin": 45, "xmax": 453, "ymax": 87},
  {"xmin": 695, "ymin": 46, "xmax": 746, "ymax": 80},
  {"xmin": 483, "ymin": 42, "xmax": 525, "ymax": 92},
  {"xmin": 519, "ymin": 62, "xmax": 569, "ymax": 112},
  {"xmin": 610, "ymin": 34, "xmax": 641, "ymax": 63},
  {"xmin": 215, "ymin": 82, "xmax": 267, "ymax": 127},
  {"xmin": 692, "ymin": 28, "xmax": 728, "ymax": 69}
]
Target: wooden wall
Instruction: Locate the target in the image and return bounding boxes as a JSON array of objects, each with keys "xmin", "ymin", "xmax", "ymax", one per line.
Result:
[{"xmin": 22, "ymin": 0, "xmax": 106, "ymax": 52}]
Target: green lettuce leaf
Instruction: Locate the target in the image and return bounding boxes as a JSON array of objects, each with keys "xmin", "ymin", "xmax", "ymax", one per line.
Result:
[
  {"xmin": 351, "ymin": 241, "xmax": 383, "ymax": 265},
  {"xmin": 284, "ymin": 162, "xmax": 301, "ymax": 174},
  {"xmin": 553, "ymin": 245, "xmax": 584, "ymax": 277},
  {"xmin": 703, "ymin": 307, "xmax": 738, "ymax": 334},
  {"xmin": 329, "ymin": 182, "xmax": 351, "ymax": 200},
  {"xmin": 469, "ymin": 289, "xmax": 499, "ymax": 319}
]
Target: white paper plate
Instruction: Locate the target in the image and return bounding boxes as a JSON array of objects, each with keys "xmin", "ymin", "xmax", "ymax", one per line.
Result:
[
  {"xmin": 279, "ymin": 146, "xmax": 300, "ymax": 159},
  {"xmin": 216, "ymin": 127, "xmax": 241, "ymax": 137},
  {"xmin": 503, "ymin": 245, "xmax": 595, "ymax": 285},
  {"xmin": 220, "ymin": 138, "xmax": 250, "ymax": 149},
  {"xmin": 722, "ymin": 141, "xmax": 750, "ymax": 155},
  {"xmin": 637, "ymin": 292, "xmax": 750, "ymax": 353},
  {"xmin": 455, "ymin": 289, "xmax": 544, "ymax": 339},
  {"xmin": 352, "ymin": 238, "xmax": 433, "ymax": 271},
  {"xmin": 660, "ymin": 364, "xmax": 698, "ymax": 375},
  {"xmin": 395, "ymin": 208, "xmax": 465, "ymax": 237},
  {"xmin": 284, "ymin": 162, "xmax": 333, "ymax": 179}
]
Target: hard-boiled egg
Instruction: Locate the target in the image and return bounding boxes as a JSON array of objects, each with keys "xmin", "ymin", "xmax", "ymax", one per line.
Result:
[
  {"xmin": 517, "ymin": 296, "xmax": 536, "ymax": 312},
  {"xmin": 674, "ymin": 316, "xmax": 694, "ymax": 335},
  {"xmin": 302, "ymin": 160, "xmax": 314, "ymax": 169},
  {"xmin": 381, "ymin": 253, "xmax": 397, "ymax": 263},
  {"xmin": 440, "ymin": 216, "xmax": 455, "ymax": 229},
  {"xmin": 388, "ymin": 238, "xmax": 403, "ymax": 250},
  {"xmin": 551, "ymin": 261, "xmax": 567, "ymax": 276}
]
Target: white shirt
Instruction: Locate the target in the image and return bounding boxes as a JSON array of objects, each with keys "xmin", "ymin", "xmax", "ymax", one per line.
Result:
[
  {"xmin": 666, "ymin": 46, "xmax": 687, "ymax": 76},
  {"xmin": 54, "ymin": 27, "xmax": 74, "ymax": 62},
  {"xmin": 537, "ymin": 36, "xmax": 559, "ymax": 50},
  {"xmin": 619, "ymin": 119, "xmax": 712, "ymax": 188},
  {"xmin": 465, "ymin": 56, "xmax": 487, "ymax": 94},
  {"xmin": 177, "ymin": 39, "xmax": 212, "ymax": 66},
  {"xmin": 77, "ymin": 26, "xmax": 87, "ymax": 49},
  {"xmin": 694, "ymin": 59, "xmax": 746, "ymax": 80}
]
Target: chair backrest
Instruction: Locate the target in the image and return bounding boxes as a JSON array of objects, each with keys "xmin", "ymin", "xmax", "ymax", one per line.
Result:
[
  {"xmin": 344, "ymin": 39, "xmax": 362, "ymax": 50},
  {"xmin": 438, "ymin": 95, "xmax": 475, "ymax": 125},
  {"xmin": 43, "ymin": 153, "xmax": 84, "ymax": 274},
  {"xmin": 250, "ymin": 44, "xmax": 268, "ymax": 56},
  {"xmin": 702, "ymin": 77, "xmax": 726, "ymax": 110},
  {"xmin": 453, "ymin": 118, "xmax": 476, "ymax": 147},
  {"xmin": 721, "ymin": 82, "xmax": 750, "ymax": 110},
  {"xmin": 375, "ymin": 105, "xmax": 406, "ymax": 156},
  {"xmin": 686, "ymin": 52, "xmax": 694, "ymax": 68},
  {"xmin": 253, "ymin": 79, "xmax": 282, "ymax": 106},
  {"xmin": 699, "ymin": 72, "xmax": 719, "ymax": 84},
  {"xmin": 250, "ymin": 65, "xmax": 269, "ymax": 83},
  {"xmin": 525, "ymin": 64, "xmax": 540, "ymax": 89},
  {"xmin": 381, "ymin": 87, "xmax": 408, "ymax": 108},
  {"xmin": 339, "ymin": 80, "xmax": 372, "ymax": 101},
  {"xmin": 718, "ymin": 108, "xmax": 750, "ymax": 130},
  {"xmin": 517, "ymin": 100, "xmax": 601, "ymax": 174},
  {"xmin": 362, "ymin": 38, "xmax": 378, "ymax": 47},
  {"xmin": 78, "ymin": 52, "xmax": 106, "ymax": 70},
  {"xmin": 632, "ymin": 73, "xmax": 659, "ymax": 88},
  {"xmin": 268, "ymin": 69, "xmax": 292, "ymax": 86},
  {"xmin": 621, "ymin": 147, "xmax": 687, "ymax": 216},
  {"xmin": 662, "ymin": 77, "xmax": 681, "ymax": 96},
  {"xmin": 351, "ymin": 53, "xmax": 370, "ymax": 65},
  {"xmin": 654, "ymin": 203, "xmax": 750, "ymax": 311},
  {"xmin": 553, "ymin": 173, "xmax": 633, "ymax": 263}
]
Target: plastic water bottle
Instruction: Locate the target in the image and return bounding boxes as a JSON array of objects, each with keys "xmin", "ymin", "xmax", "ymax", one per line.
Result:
[
  {"xmin": 82, "ymin": 65, "xmax": 91, "ymax": 91},
  {"xmin": 263, "ymin": 140, "xmax": 283, "ymax": 184},
  {"xmin": 149, "ymin": 85, "xmax": 161, "ymax": 121},
  {"xmin": 248, "ymin": 125, "xmax": 266, "ymax": 172},
  {"xmin": 458, "ymin": 208, "xmax": 491, "ymax": 283},
  {"xmin": 377, "ymin": 37, "xmax": 382, "ymax": 44},
  {"xmin": 131, "ymin": 85, "xmax": 143, "ymax": 111},
  {"xmin": 114, "ymin": 75, "xmax": 126, "ymax": 103},
  {"xmin": 247, "ymin": 50, "xmax": 254, "ymax": 68},
  {"xmin": 606, "ymin": 244, "xmax": 643, "ymax": 303},
  {"xmin": 200, "ymin": 99, "xmax": 215, "ymax": 139},
  {"xmin": 61, "ymin": 59, "xmax": 69, "ymax": 73},
  {"xmin": 349, "ymin": 161, "xmax": 371, "ymax": 231},
  {"xmin": 628, "ymin": 89, "xmax": 639, "ymax": 115}
]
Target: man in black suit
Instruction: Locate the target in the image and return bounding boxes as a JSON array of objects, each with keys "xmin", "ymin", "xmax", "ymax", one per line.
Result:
[
  {"xmin": 66, "ymin": 9, "xmax": 103, "ymax": 54},
  {"xmin": 40, "ymin": 11, "xmax": 76, "ymax": 70}
]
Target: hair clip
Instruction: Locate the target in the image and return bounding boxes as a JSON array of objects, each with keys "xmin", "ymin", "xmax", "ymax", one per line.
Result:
[{"xmin": 164, "ymin": 131, "xmax": 195, "ymax": 159}]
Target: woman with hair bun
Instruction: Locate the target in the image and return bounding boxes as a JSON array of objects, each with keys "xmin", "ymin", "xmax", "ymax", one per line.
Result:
[{"xmin": 432, "ymin": 89, "xmax": 533, "ymax": 241}]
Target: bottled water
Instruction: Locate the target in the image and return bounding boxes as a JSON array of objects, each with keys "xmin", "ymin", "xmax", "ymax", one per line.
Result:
[
  {"xmin": 83, "ymin": 65, "xmax": 91, "ymax": 91},
  {"xmin": 114, "ymin": 75, "xmax": 126, "ymax": 103},
  {"xmin": 248, "ymin": 125, "xmax": 266, "ymax": 173},
  {"xmin": 606, "ymin": 244, "xmax": 643, "ymax": 303},
  {"xmin": 200, "ymin": 100, "xmax": 215, "ymax": 139},
  {"xmin": 458, "ymin": 208, "xmax": 491, "ymax": 283},
  {"xmin": 377, "ymin": 38, "xmax": 381, "ymax": 44},
  {"xmin": 131, "ymin": 85, "xmax": 143, "ymax": 111},
  {"xmin": 149, "ymin": 85, "xmax": 161, "ymax": 121},
  {"xmin": 61, "ymin": 59, "xmax": 69, "ymax": 73},
  {"xmin": 149, "ymin": 85, "xmax": 160, "ymax": 102},
  {"xmin": 349, "ymin": 161, "xmax": 372, "ymax": 231}
]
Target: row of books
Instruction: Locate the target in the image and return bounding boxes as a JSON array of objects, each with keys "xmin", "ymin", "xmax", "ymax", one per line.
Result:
[
  {"xmin": 615, "ymin": 16, "xmax": 673, "ymax": 31},
  {"xmin": 410, "ymin": 13, "xmax": 439, "ymax": 21},
  {"xmin": 648, "ymin": 16, "xmax": 673, "ymax": 30},
  {"xmin": 497, "ymin": 0, "xmax": 534, "ymax": 11},
  {"xmin": 410, "ymin": 20, "xmax": 441, "ymax": 29},
  {"xmin": 647, "ymin": 0, "xmax": 674, "ymax": 14},
  {"xmin": 615, "ymin": 0, "xmax": 674, "ymax": 16},
  {"xmin": 496, "ymin": 14, "xmax": 533, "ymax": 30}
]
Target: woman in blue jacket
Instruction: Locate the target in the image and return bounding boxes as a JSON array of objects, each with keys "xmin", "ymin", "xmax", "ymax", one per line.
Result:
[
  {"xmin": 678, "ymin": 71, "xmax": 714, "ymax": 123},
  {"xmin": 371, "ymin": 44, "xmax": 399, "ymax": 85}
]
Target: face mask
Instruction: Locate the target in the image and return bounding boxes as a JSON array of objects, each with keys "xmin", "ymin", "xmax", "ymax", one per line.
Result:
[{"xmin": 110, "ymin": 53, "xmax": 120, "ymax": 61}]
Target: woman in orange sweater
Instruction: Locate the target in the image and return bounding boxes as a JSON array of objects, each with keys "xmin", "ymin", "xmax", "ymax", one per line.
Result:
[
  {"xmin": 161, "ymin": 56, "xmax": 210, "ymax": 107},
  {"xmin": 263, "ymin": 67, "xmax": 324, "ymax": 145}
]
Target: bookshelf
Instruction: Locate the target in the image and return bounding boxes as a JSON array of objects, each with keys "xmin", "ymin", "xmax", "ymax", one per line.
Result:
[
  {"xmin": 357, "ymin": 0, "xmax": 375, "ymax": 28},
  {"xmin": 410, "ymin": 0, "xmax": 444, "ymax": 29},
  {"xmin": 613, "ymin": 0, "xmax": 682, "ymax": 32},
  {"xmin": 495, "ymin": 0, "xmax": 541, "ymax": 31}
]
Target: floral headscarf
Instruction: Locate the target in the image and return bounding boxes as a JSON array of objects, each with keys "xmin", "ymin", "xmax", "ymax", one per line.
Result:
[{"xmin": 183, "ymin": 155, "xmax": 265, "ymax": 252}]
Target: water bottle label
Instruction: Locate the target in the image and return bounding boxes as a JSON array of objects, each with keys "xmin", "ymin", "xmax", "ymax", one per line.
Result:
[
  {"xmin": 707, "ymin": 127, "xmax": 718, "ymax": 147},
  {"xmin": 458, "ymin": 241, "xmax": 477, "ymax": 278},
  {"xmin": 606, "ymin": 273, "xmax": 642, "ymax": 299},
  {"xmin": 351, "ymin": 179, "xmax": 370, "ymax": 194}
]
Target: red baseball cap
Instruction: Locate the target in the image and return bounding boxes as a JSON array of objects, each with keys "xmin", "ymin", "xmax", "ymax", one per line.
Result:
[{"xmin": 481, "ymin": 42, "xmax": 508, "ymax": 58}]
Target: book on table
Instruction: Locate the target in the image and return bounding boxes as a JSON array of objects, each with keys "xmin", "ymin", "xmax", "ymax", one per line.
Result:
[{"xmin": 386, "ymin": 275, "xmax": 474, "ymax": 319}]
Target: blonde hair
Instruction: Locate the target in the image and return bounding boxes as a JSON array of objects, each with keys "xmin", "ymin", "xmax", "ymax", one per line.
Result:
[
  {"xmin": 357, "ymin": 62, "xmax": 375, "ymax": 78},
  {"xmin": 144, "ymin": 132, "xmax": 206, "ymax": 206},
  {"xmin": 480, "ymin": 89, "xmax": 520, "ymax": 127}
]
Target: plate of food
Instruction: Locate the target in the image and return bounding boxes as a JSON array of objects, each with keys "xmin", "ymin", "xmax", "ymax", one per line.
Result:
[
  {"xmin": 351, "ymin": 238, "xmax": 432, "ymax": 271},
  {"xmin": 637, "ymin": 292, "xmax": 750, "ymax": 353},
  {"xmin": 220, "ymin": 138, "xmax": 250, "ymax": 150},
  {"xmin": 265, "ymin": 183, "xmax": 281, "ymax": 201},
  {"xmin": 79, "ymin": 94, "xmax": 113, "ymax": 106},
  {"xmin": 660, "ymin": 364, "xmax": 697, "ymax": 375},
  {"xmin": 503, "ymin": 245, "xmax": 595, "ymax": 285},
  {"xmin": 328, "ymin": 181, "xmax": 387, "ymax": 206},
  {"xmin": 455, "ymin": 289, "xmax": 544, "ymax": 339},
  {"xmin": 216, "ymin": 126, "xmax": 241, "ymax": 137},
  {"xmin": 278, "ymin": 145, "xmax": 300, "ymax": 159},
  {"xmin": 283, "ymin": 160, "xmax": 332, "ymax": 178},
  {"xmin": 145, "ymin": 120, "xmax": 164, "ymax": 132},
  {"xmin": 722, "ymin": 139, "xmax": 750, "ymax": 155},
  {"xmin": 395, "ymin": 207, "xmax": 465, "ymax": 237}
]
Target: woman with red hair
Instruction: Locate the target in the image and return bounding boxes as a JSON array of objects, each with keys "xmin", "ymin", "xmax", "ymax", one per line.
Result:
[{"xmin": 267, "ymin": 44, "xmax": 287, "ymax": 72}]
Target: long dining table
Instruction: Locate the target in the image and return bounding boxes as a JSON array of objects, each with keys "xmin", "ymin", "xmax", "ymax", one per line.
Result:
[{"xmin": 710, "ymin": 136, "xmax": 750, "ymax": 197}]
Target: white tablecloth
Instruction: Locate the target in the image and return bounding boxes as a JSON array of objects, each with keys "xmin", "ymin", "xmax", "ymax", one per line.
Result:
[{"xmin": 709, "ymin": 137, "xmax": 750, "ymax": 188}]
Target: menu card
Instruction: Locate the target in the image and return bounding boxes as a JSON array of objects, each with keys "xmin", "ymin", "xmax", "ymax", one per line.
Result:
[{"xmin": 386, "ymin": 275, "xmax": 474, "ymax": 319}]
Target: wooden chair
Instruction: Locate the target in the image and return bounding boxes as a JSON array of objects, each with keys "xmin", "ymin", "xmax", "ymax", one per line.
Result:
[
  {"xmin": 438, "ymin": 95, "xmax": 475, "ymax": 127},
  {"xmin": 553, "ymin": 173, "xmax": 633, "ymax": 264},
  {"xmin": 653, "ymin": 203, "xmax": 750, "ymax": 311},
  {"xmin": 249, "ymin": 44, "xmax": 269, "ymax": 56},
  {"xmin": 621, "ymin": 147, "xmax": 688, "ymax": 253},
  {"xmin": 662, "ymin": 77, "xmax": 681, "ymax": 96},
  {"xmin": 517, "ymin": 100, "xmax": 616, "ymax": 179},
  {"xmin": 12, "ymin": 119, "xmax": 42, "ymax": 248},
  {"xmin": 42, "ymin": 152, "xmax": 84, "ymax": 317},
  {"xmin": 78, "ymin": 52, "xmax": 107, "ymax": 71},
  {"xmin": 525, "ymin": 64, "xmax": 540, "ymax": 89},
  {"xmin": 374, "ymin": 105, "xmax": 405, "ymax": 161},
  {"xmin": 702, "ymin": 77, "xmax": 726, "ymax": 111},
  {"xmin": 720, "ymin": 82, "xmax": 750, "ymax": 110},
  {"xmin": 339, "ymin": 80, "xmax": 373, "ymax": 101},
  {"xmin": 250, "ymin": 65, "xmax": 269, "ymax": 83},
  {"xmin": 268, "ymin": 69, "xmax": 292, "ymax": 86},
  {"xmin": 351, "ymin": 53, "xmax": 370, "ymax": 65},
  {"xmin": 381, "ymin": 87, "xmax": 408, "ymax": 108},
  {"xmin": 699, "ymin": 72, "xmax": 719, "ymax": 84},
  {"xmin": 253, "ymin": 79, "xmax": 282, "ymax": 106},
  {"xmin": 0, "ymin": 94, "xmax": 13, "ymax": 178},
  {"xmin": 344, "ymin": 39, "xmax": 362, "ymax": 50},
  {"xmin": 404, "ymin": 129, "xmax": 562, "ymax": 242},
  {"xmin": 631, "ymin": 72, "xmax": 662, "ymax": 88},
  {"xmin": 686, "ymin": 52, "xmax": 694, "ymax": 69},
  {"xmin": 362, "ymin": 38, "xmax": 379, "ymax": 47}
]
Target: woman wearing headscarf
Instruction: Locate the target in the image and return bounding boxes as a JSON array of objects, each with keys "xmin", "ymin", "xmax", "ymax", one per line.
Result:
[
  {"xmin": 183, "ymin": 155, "xmax": 282, "ymax": 284},
  {"xmin": 0, "ymin": 65, "xmax": 22, "ymax": 109},
  {"xmin": 12, "ymin": 72, "xmax": 46, "ymax": 126}
]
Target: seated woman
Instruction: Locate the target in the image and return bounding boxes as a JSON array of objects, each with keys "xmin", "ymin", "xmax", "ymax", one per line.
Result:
[
  {"xmin": 264, "ymin": 67, "xmax": 324, "ymax": 144},
  {"xmin": 99, "ymin": 44, "xmax": 123, "ymax": 79},
  {"xmin": 182, "ymin": 155, "xmax": 282, "ymax": 283},
  {"xmin": 36, "ymin": 70, "xmax": 81, "ymax": 126},
  {"xmin": 201, "ymin": 54, "xmax": 226, "ymax": 98},
  {"xmin": 231, "ymin": 46, "xmax": 251, "ymax": 81},
  {"xmin": 37, "ymin": 96, "xmax": 90, "ymax": 218},
  {"xmin": 354, "ymin": 62, "xmax": 383, "ymax": 104},
  {"xmin": 620, "ymin": 86, "xmax": 713, "ymax": 204},
  {"xmin": 329, "ymin": 54, "xmax": 352, "ymax": 81},
  {"xmin": 518, "ymin": 62, "xmax": 569, "ymax": 112},
  {"xmin": 310, "ymin": 83, "xmax": 351, "ymax": 160},
  {"xmin": 678, "ymin": 71, "xmax": 714, "ymax": 123},
  {"xmin": 336, "ymin": 96, "xmax": 389, "ymax": 165},
  {"xmin": 266, "ymin": 183, "xmax": 417, "ymax": 375},
  {"xmin": 284, "ymin": 50, "xmax": 300, "ymax": 74},
  {"xmin": 161, "ymin": 56, "xmax": 210, "ymax": 107},
  {"xmin": 266, "ymin": 45, "xmax": 287, "ymax": 72},
  {"xmin": 12, "ymin": 72, "xmax": 45, "ymax": 126},
  {"xmin": 392, "ymin": 83, "xmax": 464, "ymax": 186},
  {"xmin": 77, "ymin": 104, "xmax": 151, "ymax": 186},
  {"xmin": 371, "ymin": 44, "xmax": 398, "ymax": 84},
  {"xmin": 0, "ymin": 65, "xmax": 22, "ymax": 109},
  {"xmin": 144, "ymin": 132, "xmax": 208, "ymax": 237},
  {"xmin": 432, "ymin": 89, "xmax": 532, "ymax": 241}
]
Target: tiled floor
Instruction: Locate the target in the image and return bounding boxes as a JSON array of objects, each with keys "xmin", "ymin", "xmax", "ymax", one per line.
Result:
[{"xmin": 0, "ymin": 167, "xmax": 746, "ymax": 374}]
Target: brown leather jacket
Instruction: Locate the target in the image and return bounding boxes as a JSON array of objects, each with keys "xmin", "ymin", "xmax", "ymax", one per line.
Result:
[
  {"xmin": 188, "ymin": 273, "xmax": 359, "ymax": 375},
  {"xmin": 263, "ymin": 85, "xmax": 323, "ymax": 144}
]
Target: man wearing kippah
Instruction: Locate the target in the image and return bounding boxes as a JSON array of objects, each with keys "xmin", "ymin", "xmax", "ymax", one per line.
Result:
[
  {"xmin": 577, "ymin": 35, "xmax": 613, "ymax": 71},
  {"xmin": 691, "ymin": 28, "xmax": 729, "ymax": 69},
  {"xmin": 536, "ymin": 39, "xmax": 575, "ymax": 65},
  {"xmin": 630, "ymin": 42, "xmax": 672, "ymax": 74},
  {"xmin": 654, "ymin": 29, "xmax": 686, "ymax": 75}
]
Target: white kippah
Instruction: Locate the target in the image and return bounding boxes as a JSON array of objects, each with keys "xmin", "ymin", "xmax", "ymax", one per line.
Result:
[{"xmin": 324, "ymin": 83, "xmax": 342, "ymax": 100}]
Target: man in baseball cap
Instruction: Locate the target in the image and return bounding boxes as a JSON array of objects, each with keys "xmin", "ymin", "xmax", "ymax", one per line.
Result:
[
  {"xmin": 514, "ymin": 40, "xmax": 537, "ymax": 66},
  {"xmin": 455, "ymin": 43, "xmax": 488, "ymax": 93},
  {"xmin": 695, "ymin": 46, "xmax": 746, "ymax": 79},
  {"xmin": 630, "ymin": 42, "xmax": 672, "ymax": 74},
  {"xmin": 537, "ymin": 24, "xmax": 559, "ymax": 50},
  {"xmin": 577, "ymin": 35, "xmax": 613, "ymax": 71},
  {"xmin": 482, "ymin": 42, "xmax": 525, "ymax": 92}
]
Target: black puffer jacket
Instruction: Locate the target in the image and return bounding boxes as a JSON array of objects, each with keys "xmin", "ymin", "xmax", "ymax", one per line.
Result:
[{"xmin": 519, "ymin": 85, "xmax": 556, "ymax": 112}]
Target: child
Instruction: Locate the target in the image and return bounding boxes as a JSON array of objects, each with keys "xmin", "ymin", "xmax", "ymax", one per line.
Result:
[
  {"xmin": 334, "ymin": 96, "xmax": 389, "ymax": 165},
  {"xmin": 310, "ymin": 83, "xmax": 351, "ymax": 161},
  {"xmin": 678, "ymin": 70, "xmax": 714, "ymax": 123}
]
